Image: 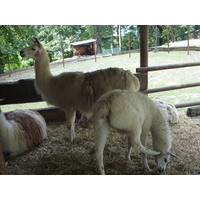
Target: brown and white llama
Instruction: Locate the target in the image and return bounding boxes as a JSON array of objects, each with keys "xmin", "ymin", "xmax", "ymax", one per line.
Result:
[
  {"xmin": 20, "ymin": 37, "xmax": 140, "ymax": 142},
  {"xmin": 0, "ymin": 101, "xmax": 47, "ymax": 156}
]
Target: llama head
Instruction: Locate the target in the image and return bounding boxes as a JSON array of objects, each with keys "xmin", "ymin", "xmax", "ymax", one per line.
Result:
[
  {"xmin": 155, "ymin": 151, "xmax": 180, "ymax": 173},
  {"xmin": 20, "ymin": 37, "xmax": 43, "ymax": 60}
]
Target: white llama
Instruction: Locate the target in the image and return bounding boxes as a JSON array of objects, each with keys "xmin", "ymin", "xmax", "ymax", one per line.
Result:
[{"xmin": 93, "ymin": 90, "xmax": 180, "ymax": 175}]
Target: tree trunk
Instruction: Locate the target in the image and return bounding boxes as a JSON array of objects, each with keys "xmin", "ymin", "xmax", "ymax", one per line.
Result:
[
  {"xmin": 157, "ymin": 25, "xmax": 163, "ymax": 45},
  {"xmin": 96, "ymin": 25, "xmax": 102, "ymax": 54},
  {"xmin": 170, "ymin": 25, "xmax": 176, "ymax": 42},
  {"xmin": 110, "ymin": 26, "xmax": 114, "ymax": 49},
  {"xmin": 194, "ymin": 25, "xmax": 198, "ymax": 39},
  {"xmin": 60, "ymin": 35, "xmax": 65, "ymax": 67}
]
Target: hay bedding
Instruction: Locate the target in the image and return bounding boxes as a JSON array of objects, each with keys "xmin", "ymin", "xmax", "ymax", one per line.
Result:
[{"xmin": 4, "ymin": 112, "xmax": 200, "ymax": 175}]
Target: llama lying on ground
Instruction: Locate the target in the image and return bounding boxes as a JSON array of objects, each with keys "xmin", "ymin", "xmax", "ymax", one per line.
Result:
[
  {"xmin": 0, "ymin": 102, "xmax": 47, "ymax": 156},
  {"xmin": 152, "ymin": 98, "xmax": 179, "ymax": 124},
  {"xmin": 92, "ymin": 90, "xmax": 180, "ymax": 175},
  {"xmin": 20, "ymin": 37, "xmax": 140, "ymax": 142}
]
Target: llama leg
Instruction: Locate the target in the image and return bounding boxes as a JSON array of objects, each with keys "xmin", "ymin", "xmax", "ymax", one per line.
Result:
[
  {"xmin": 65, "ymin": 111, "xmax": 76, "ymax": 142},
  {"xmin": 126, "ymin": 136, "xmax": 132, "ymax": 161},
  {"xmin": 142, "ymin": 154, "xmax": 152, "ymax": 171},
  {"xmin": 94, "ymin": 118, "xmax": 109, "ymax": 175},
  {"xmin": 141, "ymin": 131, "xmax": 152, "ymax": 171}
]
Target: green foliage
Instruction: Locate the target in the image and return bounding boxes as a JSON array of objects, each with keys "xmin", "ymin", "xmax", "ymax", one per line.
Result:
[
  {"xmin": 0, "ymin": 25, "xmax": 37, "ymax": 73},
  {"xmin": 1, "ymin": 25, "xmax": 200, "ymax": 73}
]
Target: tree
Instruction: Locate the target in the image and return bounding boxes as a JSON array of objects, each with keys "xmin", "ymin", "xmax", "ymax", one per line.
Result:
[
  {"xmin": 0, "ymin": 25, "xmax": 36, "ymax": 74},
  {"xmin": 96, "ymin": 25, "xmax": 102, "ymax": 54}
]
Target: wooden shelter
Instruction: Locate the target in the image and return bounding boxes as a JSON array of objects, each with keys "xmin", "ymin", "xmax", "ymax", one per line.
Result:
[{"xmin": 70, "ymin": 39, "xmax": 96, "ymax": 60}]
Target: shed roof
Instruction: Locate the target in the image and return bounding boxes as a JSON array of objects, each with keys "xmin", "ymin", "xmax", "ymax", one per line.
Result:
[{"xmin": 70, "ymin": 39, "xmax": 96, "ymax": 46}]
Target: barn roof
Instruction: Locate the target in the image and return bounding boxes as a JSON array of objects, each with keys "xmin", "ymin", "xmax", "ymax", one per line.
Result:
[{"xmin": 70, "ymin": 39, "xmax": 96, "ymax": 46}]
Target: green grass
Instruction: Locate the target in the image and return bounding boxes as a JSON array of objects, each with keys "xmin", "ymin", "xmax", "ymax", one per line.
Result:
[
  {"xmin": 160, "ymin": 39, "xmax": 200, "ymax": 47},
  {"xmin": 1, "ymin": 50, "xmax": 200, "ymax": 113}
]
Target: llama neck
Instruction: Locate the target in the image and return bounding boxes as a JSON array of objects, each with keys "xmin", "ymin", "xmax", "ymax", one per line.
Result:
[
  {"xmin": 34, "ymin": 47, "xmax": 53, "ymax": 89},
  {"xmin": 151, "ymin": 109, "xmax": 172, "ymax": 152}
]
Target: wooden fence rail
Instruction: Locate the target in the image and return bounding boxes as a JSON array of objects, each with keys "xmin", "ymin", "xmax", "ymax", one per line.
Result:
[
  {"xmin": 138, "ymin": 62, "xmax": 200, "ymax": 110},
  {"xmin": 136, "ymin": 62, "xmax": 200, "ymax": 73},
  {"xmin": 143, "ymin": 82, "xmax": 200, "ymax": 94},
  {"xmin": 0, "ymin": 74, "xmax": 145, "ymax": 122}
]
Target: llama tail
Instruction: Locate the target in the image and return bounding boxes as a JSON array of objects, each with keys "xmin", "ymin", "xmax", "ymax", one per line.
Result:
[{"xmin": 93, "ymin": 99, "xmax": 110, "ymax": 120}]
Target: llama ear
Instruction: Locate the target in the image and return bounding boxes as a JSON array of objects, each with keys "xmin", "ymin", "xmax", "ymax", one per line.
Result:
[
  {"xmin": 30, "ymin": 37, "xmax": 42, "ymax": 47},
  {"xmin": 167, "ymin": 151, "xmax": 181, "ymax": 160}
]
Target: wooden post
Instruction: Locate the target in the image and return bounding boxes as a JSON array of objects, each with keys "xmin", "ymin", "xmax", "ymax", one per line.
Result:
[
  {"xmin": 8, "ymin": 55, "xmax": 11, "ymax": 77},
  {"xmin": 140, "ymin": 25, "xmax": 149, "ymax": 91},
  {"xmin": 136, "ymin": 62, "xmax": 200, "ymax": 73},
  {"xmin": 187, "ymin": 26, "xmax": 190, "ymax": 55},
  {"xmin": 128, "ymin": 35, "xmax": 131, "ymax": 58},
  {"xmin": 119, "ymin": 25, "xmax": 122, "ymax": 52},
  {"xmin": 166, "ymin": 29, "xmax": 170, "ymax": 53},
  {"xmin": 94, "ymin": 41, "xmax": 97, "ymax": 62},
  {"xmin": 60, "ymin": 35, "xmax": 65, "ymax": 67}
]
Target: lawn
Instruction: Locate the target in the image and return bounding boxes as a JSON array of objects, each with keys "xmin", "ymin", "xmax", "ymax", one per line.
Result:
[{"xmin": 1, "ymin": 50, "xmax": 200, "ymax": 113}]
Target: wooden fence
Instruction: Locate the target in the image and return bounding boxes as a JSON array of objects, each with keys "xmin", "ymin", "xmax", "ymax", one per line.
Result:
[
  {"xmin": 137, "ymin": 62, "xmax": 200, "ymax": 109},
  {"xmin": 0, "ymin": 73, "xmax": 147, "ymax": 123},
  {"xmin": 1, "ymin": 62, "xmax": 200, "ymax": 121}
]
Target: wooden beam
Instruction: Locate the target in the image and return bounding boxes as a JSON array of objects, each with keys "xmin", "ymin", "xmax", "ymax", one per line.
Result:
[
  {"xmin": 139, "ymin": 25, "xmax": 149, "ymax": 90},
  {"xmin": 34, "ymin": 107, "xmax": 66, "ymax": 123},
  {"xmin": 142, "ymin": 82, "xmax": 200, "ymax": 94},
  {"xmin": 187, "ymin": 106, "xmax": 200, "ymax": 117},
  {"xmin": 136, "ymin": 62, "xmax": 200, "ymax": 73},
  {"xmin": 175, "ymin": 101, "xmax": 200, "ymax": 109},
  {"xmin": 134, "ymin": 73, "xmax": 148, "ymax": 91},
  {"xmin": 0, "ymin": 79, "xmax": 42, "ymax": 105}
]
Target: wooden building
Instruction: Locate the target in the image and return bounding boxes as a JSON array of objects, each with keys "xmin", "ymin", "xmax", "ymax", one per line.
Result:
[{"xmin": 70, "ymin": 39, "xmax": 96, "ymax": 57}]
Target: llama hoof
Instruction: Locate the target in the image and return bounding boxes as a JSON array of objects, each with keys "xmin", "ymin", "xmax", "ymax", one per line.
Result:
[{"xmin": 126, "ymin": 155, "xmax": 131, "ymax": 161}]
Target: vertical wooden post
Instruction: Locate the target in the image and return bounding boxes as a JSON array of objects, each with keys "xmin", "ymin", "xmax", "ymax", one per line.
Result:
[
  {"xmin": 119, "ymin": 25, "xmax": 122, "ymax": 52},
  {"xmin": 94, "ymin": 41, "xmax": 97, "ymax": 62},
  {"xmin": 59, "ymin": 35, "xmax": 65, "ymax": 67},
  {"xmin": 166, "ymin": 29, "xmax": 170, "ymax": 53},
  {"xmin": 140, "ymin": 25, "xmax": 149, "ymax": 91},
  {"xmin": 8, "ymin": 55, "xmax": 11, "ymax": 77},
  {"xmin": 128, "ymin": 35, "xmax": 131, "ymax": 58},
  {"xmin": 187, "ymin": 25, "xmax": 190, "ymax": 55}
]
